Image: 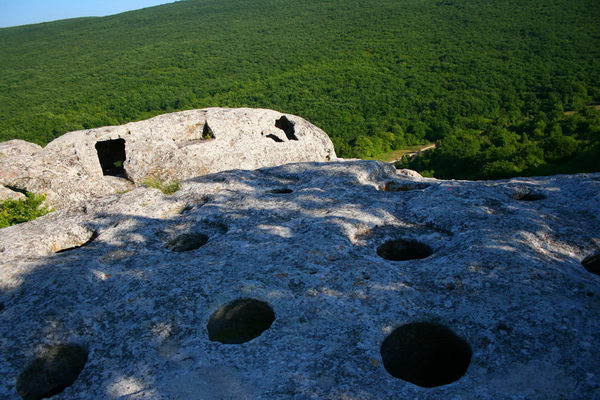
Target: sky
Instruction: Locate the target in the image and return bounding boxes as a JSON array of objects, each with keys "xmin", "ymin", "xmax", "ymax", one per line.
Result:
[{"xmin": 0, "ymin": 0, "xmax": 177, "ymax": 28}]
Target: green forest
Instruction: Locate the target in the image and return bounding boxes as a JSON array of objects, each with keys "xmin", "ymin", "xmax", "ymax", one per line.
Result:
[{"xmin": 1, "ymin": 0, "xmax": 599, "ymax": 179}]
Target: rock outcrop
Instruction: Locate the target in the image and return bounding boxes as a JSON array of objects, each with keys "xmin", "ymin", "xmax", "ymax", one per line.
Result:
[
  {"xmin": 1, "ymin": 160, "xmax": 599, "ymax": 399},
  {"xmin": 0, "ymin": 108, "xmax": 336, "ymax": 209}
]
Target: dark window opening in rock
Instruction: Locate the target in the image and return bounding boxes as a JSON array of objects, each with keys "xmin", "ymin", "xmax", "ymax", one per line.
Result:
[
  {"xmin": 166, "ymin": 233, "xmax": 209, "ymax": 252},
  {"xmin": 275, "ymin": 116, "xmax": 298, "ymax": 141},
  {"xmin": 16, "ymin": 344, "xmax": 88, "ymax": 400},
  {"xmin": 377, "ymin": 239, "xmax": 433, "ymax": 261},
  {"xmin": 95, "ymin": 139, "xmax": 126, "ymax": 177},
  {"xmin": 582, "ymin": 253, "xmax": 600, "ymax": 276},
  {"xmin": 202, "ymin": 122, "xmax": 215, "ymax": 140},
  {"xmin": 380, "ymin": 322, "xmax": 471, "ymax": 388},
  {"xmin": 266, "ymin": 134, "xmax": 284, "ymax": 143},
  {"xmin": 513, "ymin": 191, "xmax": 546, "ymax": 201},
  {"xmin": 56, "ymin": 231, "xmax": 99, "ymax": 254},
  {"xmin": 208, "ymin": 298, "xmax": 275, "ymax": 344},
  {"xmin": 269, "ymin": 188, "xmax": 293, "ymax": 194}
]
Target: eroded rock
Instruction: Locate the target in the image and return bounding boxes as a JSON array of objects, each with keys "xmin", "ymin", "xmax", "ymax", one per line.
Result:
[
  {"xmin": 0, "ymin": 161, "xmax": 599, "ymax": 399},
  {"xmin": 0, "ymin": 108, "xmax": 336, "ymax": 209}
]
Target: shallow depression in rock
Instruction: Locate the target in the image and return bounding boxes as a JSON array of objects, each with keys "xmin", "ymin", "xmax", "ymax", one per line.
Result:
[
  {"xmin": 269, "ymin": 187, "xmax": 293, "ymax": 194},
  {"xmin": 16, "ymin": 344, "xmax": 88, "ymax": 400},
  {"xmin": 166, "ymin": 232, "xmax": 209, "ymax": 252},
  {"xmin": 377, "ymin": 239, "xmax": 433, "ymax": 261},
  {"xmin": 513, "ymin": 191, "xmax": 546, "ymax": 201},
  {"xmin": 207, "ymin": 298, "xmax": 275, "ymax": 344},
  {"xmin": 380, "ymin": 322, "xmax": 471, "ymax": 388}
]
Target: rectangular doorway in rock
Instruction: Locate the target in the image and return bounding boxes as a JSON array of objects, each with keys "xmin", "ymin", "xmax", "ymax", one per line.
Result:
[{"xmin": 95, "ymin": 139, "xmax": 126, "ymax": 176}]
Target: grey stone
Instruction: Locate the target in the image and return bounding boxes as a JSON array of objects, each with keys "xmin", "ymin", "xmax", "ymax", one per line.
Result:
[
  {"xmin": 0, "ymin": 140, "xmax": 42, "ymax": 158},
  {"xmin": 0, "ymin": 161, "xmax": 599, "ymax": 399},
  {"xmin": 0, "ymin": 185, "xmax": 25, "ymax": 201},
  {"xmin": 0, "ymin": 108, "xmax": 336, "ymax": 209}
]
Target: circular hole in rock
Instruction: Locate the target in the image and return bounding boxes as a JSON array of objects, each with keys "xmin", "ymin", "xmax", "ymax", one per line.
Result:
[
  {"xmin": 377, "ymin": 239, "xmax": 433, "ymax": 261},
  {"xmin": 380, "ymin": 322, "xmax": 471, "ymax": 388},
  {"xmin": 207, "ymin": 298, "xmax": 275, "ymax": 344},
  {"xmin": 582, "ymin": 253, "xmax": 600, "ymax": 276},
  {"xmin": 269, "ymin": 188, "xmax": 293, "ymax": 194},
  {"xmin": 16, "ymin": 344, "xmax": 88, "ymax": 400},
  {"xmin": 513, "ymin": 191, "xmax": 546, "ymax": 201},
  {"xmin": 166, "ymin": 233, "xmax": 209, "ymax": 252}
]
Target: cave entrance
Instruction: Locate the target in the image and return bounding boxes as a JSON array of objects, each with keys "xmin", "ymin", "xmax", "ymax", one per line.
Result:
[{"xmin": 95, "ymin": 139, "xmax": 126, "ymax": 177}]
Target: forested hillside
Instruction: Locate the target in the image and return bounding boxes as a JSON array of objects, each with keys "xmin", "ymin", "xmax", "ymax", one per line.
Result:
[{"xmin": 1, "ymin": 0, "xmax": 599, "ymax": 178}]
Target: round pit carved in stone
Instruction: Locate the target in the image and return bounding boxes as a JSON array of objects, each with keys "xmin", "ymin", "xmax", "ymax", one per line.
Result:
[
  {"xmin": 380, "ymin": 322, "xmax": 471, "ymax": 388},
  {"xmin": 377, "ymin": 239, "xmax": 433, "ymax": 261},
  {"xmin": 582, "ymin": 253, "xmax": 600, "ymax": 276},
  {"xmin": 207, "ymin": 298, "xmax": 275, "ymax": 344},
  {"xmin": 166, "ymin": 233, "xmax": 209, "ymax": 252},
  {"xmin": 269, "ymin": 188, "xmax": 293, "ymax": 194},
  {"xmin": 16, "ymin": 344, "xmax": 88, "ymax": 400}
]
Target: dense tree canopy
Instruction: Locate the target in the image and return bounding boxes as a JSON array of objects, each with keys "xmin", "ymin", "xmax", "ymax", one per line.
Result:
[{"xmin": 0, "ymin": 0, "xmax": 599, "ymax": 178}]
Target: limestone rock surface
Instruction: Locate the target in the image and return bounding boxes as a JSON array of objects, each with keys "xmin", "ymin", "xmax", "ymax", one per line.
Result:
[
  {"xmin": 0, "ymin": 185, "xmax": 25, "ymax": 201},
  {"xmin": 0, "ymin": 108, "xmax": 336, "ymax": 209},
  {"xmin": 0, "ymin": 161, "xmax": 599, "ymax": 399}
]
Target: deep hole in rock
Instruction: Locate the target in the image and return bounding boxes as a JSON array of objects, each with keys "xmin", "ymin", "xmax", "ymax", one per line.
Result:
[
  {"xmin": 166, "ymin": 233, "xmax": 209, "ymax": 252},
  {"xmin": 55, "ymin": 232, "xmax": 99, "ymax": 254},
  {"xmin": 582, "ymin": 253, "xmax": 600, "ymax": 276},
  {"xmin": 95, "ymin": 139, "xmax": 126, "ymax": 177},
  {"xmin": 513, "ymin": 191, "xmax": 546, "ymax": 201},
  {"xmin": 275, "ymin": 116, "xmax": 298, "ymax": 141},
  {"xmin": 265, "ymin": 134, "xmax": 284, "ymax": 143},
  {"xmin": 207, "ymin": 298, "xmax": 275, "ymax": 344},
  {"xmin": 380, "ymin": 322, "xmax": 471, "ymax": 388},
  {"xmin": 16, "ymin": 344, "xmax": 88, "ymax": 400},
  {"xmin": 269, "ymin": 188, "xmax": 293, "ymax": 194},
  {"xmin": 377, "ymin": 239, "xmax": 433, "ymax": 261}
]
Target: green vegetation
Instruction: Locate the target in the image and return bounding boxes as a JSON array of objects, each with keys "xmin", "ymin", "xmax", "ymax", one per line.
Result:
[
  {"xmin": 398, "ymin": 108, "xmax": 600, "ymax": 179},
  {"xmin": 0, "ymin": 193, "xmax": 52, "ymax": 228},
  {"xmin": 372, "ymin": 144, "xmax": 435, "ymax": 163},
  {"xmin": 0, "ymin": 0, "xmax": 599, "ymax": 178},
  {"xmin": 141, "ymin": 178, "xmax": 181, "ymax": 195}
]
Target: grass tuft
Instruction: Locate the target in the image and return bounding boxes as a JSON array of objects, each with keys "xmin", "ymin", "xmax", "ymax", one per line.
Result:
[
  {"xmin": 141, "ymin": 178, "xmax": 181, "ymax": 195},
  {"xmin": 0, "ymin": 192, "xmax": 52, "ymax": 228}
]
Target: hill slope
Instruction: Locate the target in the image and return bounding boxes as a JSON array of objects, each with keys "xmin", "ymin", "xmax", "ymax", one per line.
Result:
[{"xmin": 1, "ymin": 0, "xmax": 599, "ymax": 174}]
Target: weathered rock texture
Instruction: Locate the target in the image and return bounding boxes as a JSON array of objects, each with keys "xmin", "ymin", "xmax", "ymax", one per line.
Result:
[
  {"xmin": 0, "ymin": 108, "xmax": 336, "ymax": 209},
  {"xmin": 0, "ymin": 185, "xmax": 25, "ymax": 201},
  {"xmin": 1, "ymin": 161, "xmax": 599, "ymax": 399}
]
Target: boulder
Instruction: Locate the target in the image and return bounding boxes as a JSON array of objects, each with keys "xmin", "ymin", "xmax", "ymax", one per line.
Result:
[
  {"xmin": 0, "ymin": 108, "xmax": 336, "ymax": 209},
  {"xmin": 396, "ymin": 168, "xmax": 423, "ymax": 179},
  {"xmin": 0, "ymin": 140, "xmax": 42, "ymax": 158},
  {"xmin": 1, "ymin": 160, "xmax": 599, "ymax": 399}
]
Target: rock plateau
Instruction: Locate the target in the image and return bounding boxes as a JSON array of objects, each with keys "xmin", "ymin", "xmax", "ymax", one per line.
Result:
[{"xmin": 1, "ymin": 160, "xmax": 599, "ymax": 399}]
